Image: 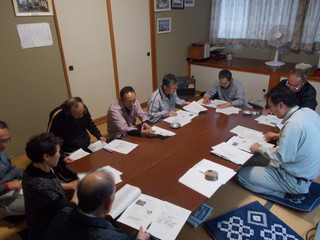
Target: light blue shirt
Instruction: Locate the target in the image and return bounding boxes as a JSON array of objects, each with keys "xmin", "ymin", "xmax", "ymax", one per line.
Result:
[{"xmin": 259, "ymin": 106, "xmax": 320, "ymax": 180}]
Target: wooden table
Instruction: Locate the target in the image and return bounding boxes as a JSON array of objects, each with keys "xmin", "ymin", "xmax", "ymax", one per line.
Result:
[{"xmin": 68, "ymin": 106, "xmax": 276, "ymax": 211}]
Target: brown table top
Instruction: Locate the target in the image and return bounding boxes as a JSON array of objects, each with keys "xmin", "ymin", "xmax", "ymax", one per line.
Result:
[{"xmin": 68, "ymin": 106, "xmax": 276, "ymax": 211}]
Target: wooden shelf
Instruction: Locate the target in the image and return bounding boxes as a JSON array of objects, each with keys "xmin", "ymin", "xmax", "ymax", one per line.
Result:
[{"xmin": 187, "ymin": 57, "xmax": 320, "ymax": 89}]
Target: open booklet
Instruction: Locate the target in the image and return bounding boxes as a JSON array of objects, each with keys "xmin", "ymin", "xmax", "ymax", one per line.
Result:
[{"xmin": 109, "ymin": 184, "xmax": 191, "ymax": 240}]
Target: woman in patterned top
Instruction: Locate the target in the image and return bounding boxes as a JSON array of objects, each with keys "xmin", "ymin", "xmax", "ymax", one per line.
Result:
[{"xmin": 22, "ymin": 133, "xmax": 78, "ymax": 240}]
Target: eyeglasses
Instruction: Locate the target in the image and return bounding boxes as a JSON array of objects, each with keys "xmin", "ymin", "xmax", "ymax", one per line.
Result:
[
  {"xmin": 286, "ymin": 80, "xmax": 303, "ymax": 92},
  {"xmin": 220, "ymin": 82, "xmax": 230, "ymax": 87},
  {"xmin": 169, "ymin": 87, "xmax": 178, "ymax": 90},
  {"xmin": 0, "ymin": 138, "xmax": 11, "ymax": 145}
]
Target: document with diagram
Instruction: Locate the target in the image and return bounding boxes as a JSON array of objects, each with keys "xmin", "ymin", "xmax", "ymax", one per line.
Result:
[{"xmin": 116, "ymin": 185, "xmax": 191, "ymax": 240}]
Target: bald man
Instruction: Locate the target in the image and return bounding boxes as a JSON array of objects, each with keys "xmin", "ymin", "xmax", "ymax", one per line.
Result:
[
  {"xmin": 48, "ymin": 97, "xmax": 106, "ymax": 163},
  {"xmin": 46, "ymin": 171, "xmax": 150, "ymax": 240}
]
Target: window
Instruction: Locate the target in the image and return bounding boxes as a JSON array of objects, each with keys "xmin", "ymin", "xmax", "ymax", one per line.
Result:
[{"xmin": 210, "ymin": 0, "xmax": 320, "ymax": 51}]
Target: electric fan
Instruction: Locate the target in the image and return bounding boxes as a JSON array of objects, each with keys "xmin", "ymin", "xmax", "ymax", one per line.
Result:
[{"xmin": 265, "ymin": 25, "xmax": 290, "ymax": 67}]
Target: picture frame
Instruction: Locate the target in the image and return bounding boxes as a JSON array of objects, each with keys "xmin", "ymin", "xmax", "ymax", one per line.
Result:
[
  {"xmin": 184, "ymin": 0, "xmax": 195, "ymax": 7},
  {"xmin": 157, "ymin": 18, "xmax": 171, "ymax": 34},
  {"xmin": 12, "ymin": 0, "xmax": 53, "ymax": 16},
  {"xmin": 172, "ymin": 0, "xmax": 184, "ymax": 9},
  {"xmin": 154, "ymin": 0, "xmax": 171, "ymax": 12}
]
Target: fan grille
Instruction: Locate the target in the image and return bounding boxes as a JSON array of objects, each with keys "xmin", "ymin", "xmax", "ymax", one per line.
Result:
[{"xmin": 267, "ymin": 25, "xmax": 290, "ymax": 48}]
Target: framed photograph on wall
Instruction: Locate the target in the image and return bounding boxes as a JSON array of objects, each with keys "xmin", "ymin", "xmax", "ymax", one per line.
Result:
[
  {"xmin": 12, "ymin": 0, "xmax": 53, "ymax": 16},
  {"xmin": 157, "ymin": 18, "xmax": 171, "ymax": 34},
  {"xmin": 154, "ymin": 0, "xmax": 171, "ymax": 12},
  {"xmin": 172, "ymin": 0, "xmax": 184, "ymax": 9},
  {"xmin": 185, "ymin": 0, "xmax": 195, "ymax": 7}
]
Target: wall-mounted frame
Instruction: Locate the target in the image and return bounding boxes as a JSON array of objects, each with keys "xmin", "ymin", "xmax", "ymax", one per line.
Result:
[
  {"xmin": 154, "ymin": 0, "xmax": 171, "ymax": 12},
  {"xmin": 157, "ymin": 18, "xmax": 171, "ymax": 34},
  {"xmin": 172, "ymin": 0, "xmax": 184, "ymax": 9},
  {"xmin": 184, "ymin": 0, "xmax": 195, "ymax": 7},
  {"xmin": 12, "ymin": 0, "xmax": 53, "ymax": 16}
]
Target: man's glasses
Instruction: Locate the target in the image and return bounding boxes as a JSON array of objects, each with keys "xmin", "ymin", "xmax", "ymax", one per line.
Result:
[
  {"xmin": 0, "ymin": 138, "xmax": 11, "ymax": 144},
  {"xmin": 286, "ymin": 80, "xmax": 303, "ymax": 92},
  {"xmin": 220, "ymin": 82, "xmax": 230, "ymax": 87}
]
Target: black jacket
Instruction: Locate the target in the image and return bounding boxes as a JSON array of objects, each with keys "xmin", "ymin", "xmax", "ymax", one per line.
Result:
[
  {"xmin": 48, "ymin": 105, "xmax": 102, "ymax": 153},
  {"xmin": 279, "ymin": 79, "xmax": 317, "ymax": 110},
  {"xmin": 46, "ymin": 207, "xmax": 128, "ymax": 240}
]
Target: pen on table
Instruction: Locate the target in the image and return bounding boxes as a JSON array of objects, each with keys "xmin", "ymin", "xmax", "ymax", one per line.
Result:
[
  {"xmin": 146, "ymin": 222, "xmax": 152, "ymax": 230},
  {"xmin": 104, "ymin": 148, "xmax": 113, "ymax": 153}
]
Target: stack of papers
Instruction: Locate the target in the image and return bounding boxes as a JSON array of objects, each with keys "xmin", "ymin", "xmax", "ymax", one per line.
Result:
[
  {"xmin": 226, "ymin": 135, "xmax": 273, "ymax": 152},
  {"xmin": 255, "ymin": 114, "xmax": 283, "ymax": 128},
  {"xmin": 183, "ymin": 101, "xmax": 208, "ymax": 114},
  {"xmin": 230, "ymin": 125, "xmax": 274, "ymax": 147},
  {"xmin": 112, "ymin": 184, "xmax": 191, "ymax": 240},
  {"xmin": 69, "ymin": 148, "xmax": 90, "ymax": 161},
  {"xmin": 179, "ymin": 159, "xmax": 236, "ymax": 198},
  {"xmin": 215, "ymin": 106, "xmax": 241, "ymax": 115},
  {"xmin": 211, "ymin": 141, "xmax": 253, "ymax": 165},
  {"xmin": 103, "ymin": 139, "xmax": 138, "ymax": 154},
  {"xmin": 151, "ymin": 126, "xmax": 176, "ymax": 137},
  {"xmin": 197, "ymin": 99, "xmax": 227, "ymax": 108},
  {"xmin": 77, "ymin": 165, "xmax": 123, "ymax": 184},
  {"xmin": 164, "ymin": 110, "xmax": 197, "ymax": 127}
]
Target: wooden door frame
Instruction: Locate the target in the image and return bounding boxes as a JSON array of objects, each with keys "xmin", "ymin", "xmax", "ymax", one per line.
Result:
[
  {"xmin": 106, "ymin": 0, "xmax": 158, "ymax": 99},
  {"xmin": 53, "ymin": 0, "xmax": 158, "ymax": 100},
  {"xmin": 52, "ymin": 0, "xmax": 72, "ymax": 98}
]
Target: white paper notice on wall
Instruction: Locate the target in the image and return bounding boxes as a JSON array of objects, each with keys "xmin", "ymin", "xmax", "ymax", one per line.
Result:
[{"xmin": 17, "ymin": 23, "xmax": 53, "ymax": 49}]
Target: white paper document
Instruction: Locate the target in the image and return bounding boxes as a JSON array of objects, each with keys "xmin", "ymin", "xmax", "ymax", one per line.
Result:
[
  {"xmin": 211, "ymin": 141, "xmax": 253, "ymax": 165},
  {"xmin": 197, "ymin": 98, "xmax": 227, "ymax": 108},
  {"xmin": 163, "ymin": 110, "xmax": 197, "ymax": 127},
  {"xmin": 255, "ymin": 114, "xmax": 283, "ymax": 128},
  {"xmin": 179, "ymin": 159, "xmax": 236, "ymax": 198},
  {"xmin": 69, "ymin": 148, "xmax": 90, "ymax": 161},
  {"xmin": 77, "ymin": 165, "xmax": 123, "ymax": 184},
  {"xmin": 88, "ymin": 140, "xmax": 107, "ymax": 152},
  {"xmin": 103, "ymin": 139, "xmax": 138, "ymax": 154},
  {"xmin": 226, "ymin": 135, "xmax": 274, "ymax": 152},
  {"xmin": 183, "ymin": 101, "xmax": 208, "ymax": 114},
  {"xmin": 17, "ymin": 23, "xmax": 53, "ymax": 49},
  {"xmin": 215, "ymin": 106, "xmax": 241, "ymax": 115},
  {"xmin": 109, "ymin": 184, "xmax": 142, "ymax": 219},
  {"xmin": 230, "ymin": 125, "xmax": 267, "ymax": 144},
  {"xmin": 118, "ymin": 193, "xmax": 191, "ymax": 240},
  {"xmin": 152, "ymin": 126, "xmax": 176, "ymax": 137}
]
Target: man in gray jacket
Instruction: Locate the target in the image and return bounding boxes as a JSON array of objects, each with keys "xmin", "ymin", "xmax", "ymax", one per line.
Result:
[
  {"xmin": 203, "ymin": 69, "xmax": 245, "ymax": 108},
  {"xmin": 148, "ymin": 73, "xmax": 190, "ymax": 123}
]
